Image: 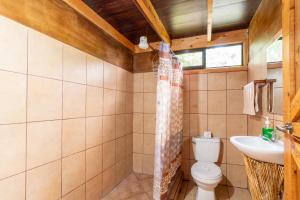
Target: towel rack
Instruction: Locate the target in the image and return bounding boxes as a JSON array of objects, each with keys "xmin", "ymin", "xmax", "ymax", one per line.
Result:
[{"xmin": 253, "ymin": 79, "xmax": 276, "ymax": 113}]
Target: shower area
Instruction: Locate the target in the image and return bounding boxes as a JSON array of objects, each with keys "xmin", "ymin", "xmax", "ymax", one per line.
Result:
[{"xmin": 103, "ymin": 43, "xmax": 185, "ymax": 200}]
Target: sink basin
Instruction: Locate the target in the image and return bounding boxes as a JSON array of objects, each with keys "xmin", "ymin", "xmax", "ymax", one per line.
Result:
[{"xmin": 230, "ymin": 136, "xmax": 284, "ymax": 165}]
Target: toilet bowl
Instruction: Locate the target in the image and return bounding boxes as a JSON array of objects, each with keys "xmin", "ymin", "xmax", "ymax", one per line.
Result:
[
  {"xmin": 191, "ymin": 136, "xmax": 221, "ymax": 200},
  {"xmin": 191, "ymin": 161, "xmax": 222, "ymax": 200}
]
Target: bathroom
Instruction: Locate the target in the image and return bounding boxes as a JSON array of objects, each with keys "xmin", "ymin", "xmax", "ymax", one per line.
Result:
[{"xmin": 0, "ymin": 0, "xmax": 299, "ymax": 200}]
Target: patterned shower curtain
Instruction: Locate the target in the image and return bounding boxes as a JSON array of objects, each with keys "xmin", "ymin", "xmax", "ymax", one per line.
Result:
[{"xmin": 153, "ymin": 42, "xmax": 184, "ymax": 200}]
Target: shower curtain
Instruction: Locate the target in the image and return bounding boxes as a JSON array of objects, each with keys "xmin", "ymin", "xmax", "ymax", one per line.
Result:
[{"xmin": 153, "ymin": 42, "xmax": 184, "ymax": 200}]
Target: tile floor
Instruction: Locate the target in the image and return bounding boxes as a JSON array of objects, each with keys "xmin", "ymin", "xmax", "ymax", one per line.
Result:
[{"xmin": 102, "ymin": 173, "xmax": 251, "ymax": 200}]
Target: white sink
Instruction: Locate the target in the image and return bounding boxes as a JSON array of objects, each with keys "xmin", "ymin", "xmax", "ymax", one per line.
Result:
[{"xmin": 230, "ymin": 136, "xmax": 284, "ymax": 165}]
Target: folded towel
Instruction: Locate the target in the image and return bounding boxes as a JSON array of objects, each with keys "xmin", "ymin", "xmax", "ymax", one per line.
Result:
[{"xmin": 243, "ymin": 82, "xmax": 259, "ymax": 115}]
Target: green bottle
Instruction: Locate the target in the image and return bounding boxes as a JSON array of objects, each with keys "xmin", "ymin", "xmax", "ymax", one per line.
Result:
[{"xmin": 262, "ymin": 117, "xmax": 274, "ymax": 140}]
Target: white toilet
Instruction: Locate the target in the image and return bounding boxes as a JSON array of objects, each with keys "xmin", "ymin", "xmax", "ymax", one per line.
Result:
[{"xmin": 191, "ymin": 136, "xmax": 222, "ymax": 200}]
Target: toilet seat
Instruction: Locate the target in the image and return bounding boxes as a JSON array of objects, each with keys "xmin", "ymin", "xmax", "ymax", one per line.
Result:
[{"xmin": 191, "ymin": 162, "xmax": 222, "ymax": 183}]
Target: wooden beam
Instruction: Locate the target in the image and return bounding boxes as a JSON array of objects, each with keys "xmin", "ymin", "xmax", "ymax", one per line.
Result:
[
  {"xmin": 134, "ymin": 29, "xmax": 248, "ymax": 53},
  {"xmin": 61, "ymin": 0, "xmax": 135, "ymax": 51},
  {"xmin": 207, "ymin": 0, "xmax": 213, "ymax": 42},
  {"xmin": 134, "ymin": 0, "xmax": 171, "ymax": 43}
]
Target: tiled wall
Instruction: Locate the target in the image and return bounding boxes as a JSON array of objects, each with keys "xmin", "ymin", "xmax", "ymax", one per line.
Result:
[
  {"xmin": 132, "ymin": 72, "xmax": 157, "ymax": 175},
  {"xmin": 0, "ymin": 16, "xmax": 133, "ymax": 199},
  {"xmin": 181, "ymin": 71, "xmax": 249, "ymax": 189}
]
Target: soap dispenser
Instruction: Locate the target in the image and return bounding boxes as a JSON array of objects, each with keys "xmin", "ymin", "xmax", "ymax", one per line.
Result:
[{"xmin": 262, "ymin": 117, "xmax": 274, "ymax": 140}]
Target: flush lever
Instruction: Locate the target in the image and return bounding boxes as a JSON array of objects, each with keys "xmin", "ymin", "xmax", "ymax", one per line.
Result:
[{"xmin": 276, "ymin": 123, "xmax": 293, "ymax": 134}]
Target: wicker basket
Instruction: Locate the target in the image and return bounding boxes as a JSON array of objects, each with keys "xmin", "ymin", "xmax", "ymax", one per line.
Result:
[{"xmin": 243, "ymin": 155, "xmax": 284, "ymax": 200}]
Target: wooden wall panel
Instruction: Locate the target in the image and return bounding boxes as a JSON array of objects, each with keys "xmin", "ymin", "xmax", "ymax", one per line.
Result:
[
  {"xmin": 133, "ymin": 51, "xmax": 157, "ymax": 73},
  {"xmin": 248, "ymin": 0, "xmax": 282, "ymax": 81},
  {"xmin": 0, "ymin": 0, "xmax": 133, "ymax": 71}
]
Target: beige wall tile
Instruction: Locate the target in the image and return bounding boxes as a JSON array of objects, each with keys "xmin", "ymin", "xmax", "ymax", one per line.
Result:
[
  {"xmin": 133, "ymin": 113, "xmax": 143, "ymax": 133},
  {"xmin": 103, "ymin": 62, "xmax": 117, "ymax": 90},
  {"xmin": 182, "ymin": 137, "xmax": 190, "ymax": 159},
  {"xmin": 227, "ymin": 164, "xmax": 247, "ymax": 188},
  {"xmin": 62, "ymin": 184, "xmax": 85, "ymax": 200},
  {"xmin": 144, "ymin": 114, "xmax": 156, "ymax": 134},
  {"xmin": 126, "ymin": 72, "xmax": 133, "ymax": 92},
  {"xmin": 126, "ymin": 134, "xmax": 133, "ymax": 155},
  {"xmin": 0, "ymin": 71, "xmax": 26, "ymax": 123},
  {"xmin": 273, "ymin": 88, "xmax": 283, "ymax": 115},
  {"xmin": 219, "ymin": 164, "xmax": 227, "ymax": 185},
  {"xmin": 208, "ymin": 73, "xmax": 226, "ymax": 90},
  {"xmin": 133, "ymin": 153, "xmax": 143, "ymax": 173},
  {"xmin": 116, "ymin": 91, "xmax": 126, "ymax": 114},
  {"xmin": 190, "ymin": 91, "xmax": 207, "ymax": 113},
  {"xmin": 86, "ymin": 146, "xmax": 101, "ymax": 180},
  {"xmin": 102, "ymin": 115, "xmax": 116, "ymax": 142},
  {"xmin": 116, "ymin": 159, "xmax": 128, "ymax": 184},
  {"xmin": 0, "ymin": 173, "xmax": 25, "ymax": 200},
  {"xmin": 0, "ymin": 16, "xmax": 27, "ymax": 73},
  {"xmin": 189, "ymin": 74, "xmax": 207, "ymax": 91},
  {"xmin": 133, "ymin": 73, "xmax": 143, "ymax": 92},
  {"xmin": 86, "ymin": 86, "xmax": 103, "ymax": 117},
  {"xmin": 143, "ymin": 72, "xmax": 156, "ymax": 92},
  {"xmin": 142, "ymin": 155, "xmax": 154, "ymax": 175},
  {"xmin": 248, "ymin": 116, "xmax": 264, "ymax": 136},
  {"xmin": 63, "ymin": 82, "xmax": 86, "ymax": 118},
  {"xmin": 208, "ymin": 91, "xmax": 226, "ymax": 114},
  {"xmin": 208, "ymin": 115, "xmax": 226, "ymax": 138},
  {"xmin": 189, "ymin": 114, "xmax": 207, "ymax": 136},
  {"xmin": 125, "ymin": 114, "xmax": 133, "ymax": 134},
  {"xmin": 62, "ymin": 152, "xmax": 85, "ymax": 195},
  {"xmin": 86, "ymin": 174, "xmax": 102, "ymax": 200},
  {"xmin": 227, "ymin": 141, "xmax": 244, "ymax": 165},
  {"xmin": 183, "ymin": 91, "xmax": 190, "ymax": 113},
  {"xmin": 63, "ymin": 45, "xmax": 86, "ymax": 84},
  {"xmin": 143, "ymin": 134, "xmax": 155, "ymax": 155},
  {"xmin": 117, "ymin": 68, "xmax": 127, "ymax": 91},
  {"xmin": 0, "ymin": 124, "xmax": 26, "ymax": 179},
  {"xmin": 125, "ymin": 92, "xmax": 133, "ymax": 113},
  {"xmin": 183, "ymin": 75, "xmax": 190, "ymax": 91},
  {"xmin": 183, "ymin": 114, "xmax": 190, "ymax": 136},
  {"xmin": 26, "ymin": 160, "xmax": 61, "ymax": 200},
  {"xmin": 227, "ymin": 115, "xmax": 247, "ymax": 137},
  {"xmin": 86, "ymin": 117, "xmax": 102, "ymax": 148},
  {"xmin": 267, "ymin": 68, "xmax": 283, "ymax": 88},
  {"xmin": 219, "ymin": 139, "xmax": 227, "ymax": 164},
  {"xmin": 103, "ymin": 141, "xmax": 116, "ymax": 170},
  {"xmin": 87, "ymin": 55, "xmax": 103, "ymax": 87},
  {"xmin": 133, "ymin": 134, "xmax": 143, "ymax": 153},
  {"xmin": 102, "ymin": 165, "xmax": 116, "ymax": 195},
  {"xmin": 116, "ymin": 136, "xmax": 126, "ymax": 162},
  {"xmin": 62, "ymin": 118, "xmax": 85, "ymax": 157},
  {"xmin": 116, "ymin": 114, "xmax": 127, "ymax": 138},
  {"xmin": 103, "ymin": 89, "xmax": 116, "ymax": 115},
  {"xmin": 27, "ymin": 76, "xmax": 62, "ymax": 121},
  {"xmin": 28, "ymin": 30, "xmax": 62, "ymax": 79},
  {"xmin": 189, "ymin": 138, "xmax": 195, "ymax": 160},
  {"xmin": 227, "ymin": 90, "xmax": 243, "ymax": 114},
  {"xmin": 27, "ymin": 120, "xmax": 61, "ymax": 169},
  {"xmin": 143, "ymin": 93, "xmax": 156, "ymax": 113},
  {"xmin": 133, "ymin": 93, "xmax": 143, "ymax": 112},
  {"xmin": 227, "ymin": 71, "xmax": 247, "ymax": 89}
]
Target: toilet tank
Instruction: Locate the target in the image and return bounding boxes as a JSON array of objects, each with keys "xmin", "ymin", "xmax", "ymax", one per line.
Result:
[{"xmin": 192, "ymin": 136, "xmax": 220, "ymax": 162}]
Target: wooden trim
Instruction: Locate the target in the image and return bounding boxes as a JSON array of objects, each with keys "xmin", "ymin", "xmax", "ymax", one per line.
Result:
[
  {"xmin": 207, "ymin": 0, "xmax": 213, "ymax": 42},
  {"xmin": 134, "ymin": 0, "xmax": 170, "ymax": 43},
  {"xmin": 62, "ymin": 0, "xmax": 135, "ymax": 51},
  {"xmin": 134, "ymin": 29, "xmax": 248, "ymax": 53},
  {"xmin": 267, "ymin": 62, "xmax": 282, "ymax": 69},
  {"xmin": 291, "ymin": 89, "xmax": 300, "ymax": 123},
  {"xmin": 183, "ymin": 66, "xmax": 247, "ymax": 75}
]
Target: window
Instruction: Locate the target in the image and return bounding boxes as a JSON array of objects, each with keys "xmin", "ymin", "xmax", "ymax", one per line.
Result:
[
  {"xmin": 176, "ymin": 50, "xmax": 204, "ymax": 69},
  {"xmin": 175, "ymin": 44, "xmax": 243, "ymax": 69},
  {"xmin": 205, "ymin": 44, "xmax": 243, "ymax": 68},
  {"xmin": 267, "ymin": 38, "xmax": 282, "ymax": 63}
]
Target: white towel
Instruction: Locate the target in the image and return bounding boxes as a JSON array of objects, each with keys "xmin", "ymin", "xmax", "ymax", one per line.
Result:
[{"xmin": 243, "ymin": 82, "xmax": 259, "ymax": 115}]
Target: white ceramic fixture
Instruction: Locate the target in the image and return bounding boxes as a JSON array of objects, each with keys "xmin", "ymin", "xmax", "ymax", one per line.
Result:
[
  {"xmin": 191, "ymin": 136, "xmax": 222, "ymax": 200},
  {"xmin": 230, "ymin": 136, "xmax": 284, "ymax": 165}
]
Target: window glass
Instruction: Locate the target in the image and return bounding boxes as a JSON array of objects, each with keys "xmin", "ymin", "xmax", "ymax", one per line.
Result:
[
  {"xmin": 267, "ymin": 38, "xmax": 282, "ymax": 63},
  {"xmin": 205, "ymin": 44, "xmax": 242, "ymax": 68},
  {"xmin": 176, "ymin": 51, "xmax": 203, "ymax": 68}
]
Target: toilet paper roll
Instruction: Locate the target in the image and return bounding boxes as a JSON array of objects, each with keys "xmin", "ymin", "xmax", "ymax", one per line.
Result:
[{"xmin": 203, "ymin": 131, "xmax": 212, "ymax": 138}]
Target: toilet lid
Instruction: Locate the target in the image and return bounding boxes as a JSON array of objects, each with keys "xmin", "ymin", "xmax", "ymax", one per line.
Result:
[{"xmin": 191, "ymin": 162, "xmax": 222, "ymax": 180}]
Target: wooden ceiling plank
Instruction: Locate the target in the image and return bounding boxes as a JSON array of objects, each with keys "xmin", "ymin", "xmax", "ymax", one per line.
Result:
[
  {"xmin": 134, "ymin": 0, "xmax": 171, "ymax": 43},
  {"xmin": 61, "ymin": 0, "xmax": 135, "ymax": 51},
  {"xmin": 207, "ymin": 0, "xmax": 213, "ymax": 42}
]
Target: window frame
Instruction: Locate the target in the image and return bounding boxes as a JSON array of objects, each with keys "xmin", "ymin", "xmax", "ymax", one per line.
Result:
[{"xmin": 175, "ymin": 43, "xmax": 244, "ymax": 70}]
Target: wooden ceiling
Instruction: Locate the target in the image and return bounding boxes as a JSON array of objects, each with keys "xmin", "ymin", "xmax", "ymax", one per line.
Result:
[{"xmin": 83, "ymin": 0, "xmax": 262, "ymax": 44}]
